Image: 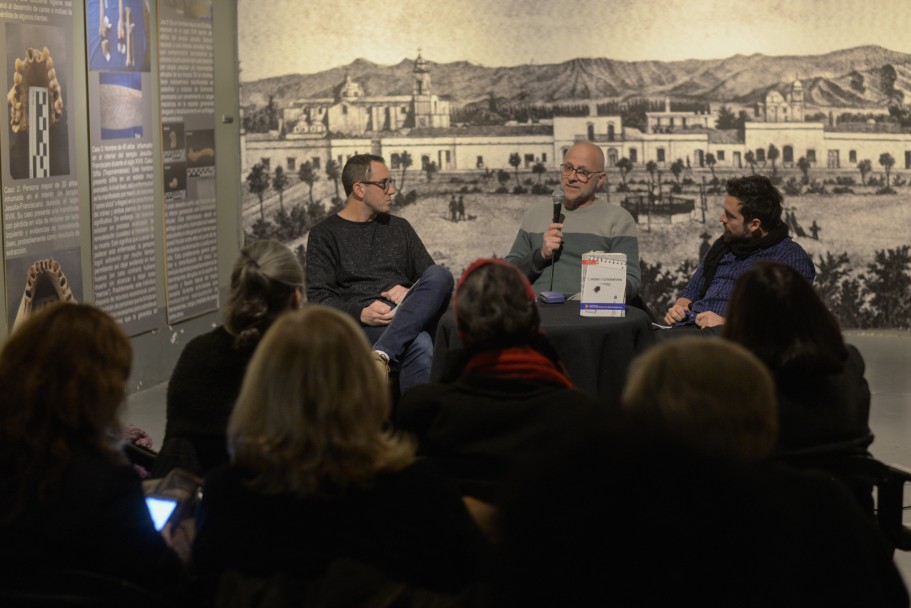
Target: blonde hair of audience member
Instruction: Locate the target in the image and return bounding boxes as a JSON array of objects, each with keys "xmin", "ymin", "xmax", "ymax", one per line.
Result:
[
  {"xmin": 0, "ymin": 303, "xmax": 131, "ymax": 524},
  {"xmin": 224, "ymin": 239, "xmax": 305, "ymax": 351},
  {"xmin": 622, "ymin": 338, "xmax": 777, "ymax": 461},
  {"xmin": 228, "ymin": 305, "xmax": 414, "ymax": 496}
]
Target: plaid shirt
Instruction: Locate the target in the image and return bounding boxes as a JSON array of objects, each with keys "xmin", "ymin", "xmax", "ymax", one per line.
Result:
[{"xmin": 677, "ymin": 237, "xmax": 815, "ymax": 316}]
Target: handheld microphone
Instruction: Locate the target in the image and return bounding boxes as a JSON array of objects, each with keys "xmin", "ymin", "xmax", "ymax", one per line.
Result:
[
  {"xmin": 552, "ymin": 188, "xmax": 565, "ymax": 223},
  {"xmin": 540, "ymin": 188, "xmax": 566, "ymax": 304},
  {"xmin": 551, "ymin": 188, "xmax": 565, "ymax": 267}
]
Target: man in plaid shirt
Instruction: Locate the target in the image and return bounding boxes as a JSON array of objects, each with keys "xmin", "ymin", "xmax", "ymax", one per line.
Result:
[{"xmin": 663, "ymin": 175, "xmax": 815, "ymax": 331}]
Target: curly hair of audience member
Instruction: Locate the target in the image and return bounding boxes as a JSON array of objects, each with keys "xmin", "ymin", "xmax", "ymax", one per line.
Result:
[
  {"xmin": 0, "ymin": 303, "xmax": 131, "ymax": 524},
  {"xmin": 454, "ymin": 259, "xmax": 539, "ymax": 345}
]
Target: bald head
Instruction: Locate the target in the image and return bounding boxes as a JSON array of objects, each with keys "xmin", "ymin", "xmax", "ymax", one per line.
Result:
[
  {"xmin": 561, "ymin": 142, "xmax": 606, "ymax": 209},
  {"xmin": 569, "ymin": 142, "xmax": 605, "ymax": 171}
]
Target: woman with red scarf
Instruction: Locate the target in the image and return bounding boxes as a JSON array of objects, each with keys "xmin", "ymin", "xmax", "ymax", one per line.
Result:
[{"xmin": 396, "ymin": 259, "xmax": 597, "ymax": 504}]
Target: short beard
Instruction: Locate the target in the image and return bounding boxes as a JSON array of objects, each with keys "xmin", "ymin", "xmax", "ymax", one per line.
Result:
[{"xmin": 722, "ymin": 227, "xmax": 756, "ymax": 244}]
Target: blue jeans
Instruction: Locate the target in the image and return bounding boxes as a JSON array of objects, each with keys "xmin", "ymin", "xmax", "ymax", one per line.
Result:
[{"xmin": 363, "ymin": 265, "xmax": 454, "ymax": 393}]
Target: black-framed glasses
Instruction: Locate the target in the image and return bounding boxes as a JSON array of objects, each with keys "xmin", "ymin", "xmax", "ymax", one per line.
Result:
[
  {"xmin": 361, "ymin": 178, "xmax": 396, "ymax": 192},
  {"xmin": 560, "ymin": 163, "xmax": 603, "ymax": 183}
]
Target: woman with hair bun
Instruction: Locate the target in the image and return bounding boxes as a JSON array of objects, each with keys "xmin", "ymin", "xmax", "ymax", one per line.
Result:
[{"xmin": 154, "ymin": 240, "xmax": 304, "ymax": 477}]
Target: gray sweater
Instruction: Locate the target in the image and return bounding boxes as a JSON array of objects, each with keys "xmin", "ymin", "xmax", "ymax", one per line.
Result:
[{"xmin": 505, "ymin": 198, "xmax": 640, "ymax": 298}]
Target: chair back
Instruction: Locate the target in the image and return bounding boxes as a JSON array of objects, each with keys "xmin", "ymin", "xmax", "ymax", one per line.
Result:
[{"xmin": 778, "ymin": 437, "xmax": 911, "ymax": 553}]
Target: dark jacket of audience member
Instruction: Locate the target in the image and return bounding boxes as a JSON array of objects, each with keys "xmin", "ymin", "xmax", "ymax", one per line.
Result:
[
  {"xmin": 154, "ymin": 240, "xmax": 304, "ymax": 477},
  {"xmin": 723, "ymin": 262, "xmax": 872, "ymax": 454},
  {"xmin": 192, "ymin": 306, "xmax": 488, "ymax": 602},
  {"xmin": 495, "ymin": 419, "xmax": 908, "ymax": 608},
  {"xmin": 397, "ymin": 259, "xmax": 597, "ymax": 503},
  {"xmin": 0, "ymin": 304, "xmax": 185, "ymax": 598}
]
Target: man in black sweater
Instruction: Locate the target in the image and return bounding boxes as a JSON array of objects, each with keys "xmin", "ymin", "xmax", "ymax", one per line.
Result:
[{"xmin": 306, "ymin": 154, "xmax": 453, "ymax": 393}]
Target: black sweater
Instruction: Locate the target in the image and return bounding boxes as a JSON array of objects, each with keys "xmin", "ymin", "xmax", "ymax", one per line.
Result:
[
  {"xmin": 306, "ymin": 213, "xmax": 434, "ymax": 319},
  {"xmin": 155, "ymin": 326, "xmax": 254, "ymax": 476},
  {"xmin": 164, "ymin": 326, "xmax": 252, "ymax": 438}
]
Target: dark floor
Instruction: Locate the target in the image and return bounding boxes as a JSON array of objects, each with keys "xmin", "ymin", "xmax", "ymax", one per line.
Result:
[{"xmin": 124, "ymin": 329, "xmax": 911, "ymax": 579}]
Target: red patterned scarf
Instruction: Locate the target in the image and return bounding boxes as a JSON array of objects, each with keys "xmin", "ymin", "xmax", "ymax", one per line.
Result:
[{"xmin": 463, "ymin": 346, "xmax": 573, "ymax": 388}]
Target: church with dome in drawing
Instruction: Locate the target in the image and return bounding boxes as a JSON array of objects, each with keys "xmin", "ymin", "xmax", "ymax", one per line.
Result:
[{"xmin": 243, "ymin": 57, "xmax": 911, "ymax": 181}]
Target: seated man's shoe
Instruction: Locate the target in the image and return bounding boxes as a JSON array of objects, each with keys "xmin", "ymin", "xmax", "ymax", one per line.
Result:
[{"xmin": 372, "ymin": 351, "xmax": 390, "ymax": 381}]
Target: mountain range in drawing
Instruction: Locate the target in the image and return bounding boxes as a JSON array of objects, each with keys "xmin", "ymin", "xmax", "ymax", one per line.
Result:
[{"xmin": 240, "ymin": 45, "xmax": 911, "ymax": 110}]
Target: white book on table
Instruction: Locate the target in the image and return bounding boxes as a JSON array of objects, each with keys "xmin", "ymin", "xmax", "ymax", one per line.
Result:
[{"xmin": 580, "ymin": 252, "xmax": 626, "ymax": 317}]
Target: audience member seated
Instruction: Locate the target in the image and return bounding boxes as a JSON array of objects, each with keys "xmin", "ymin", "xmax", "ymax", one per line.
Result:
[
  {"xmin": 0, "ymin": 303, "xmax": 185, "ymax": 600},
  {"xmin": 192, "ymin": 306, "xmax": 489, "ymax": 603},
  {"xmin": 154, "ymin": 239, "xmax": 304, "ymax": 478},
  {"xmin": 621, "ymin": 337, "xmax": 777, "ymax": 461},
  {"xmin": 659, "ymin": 174, "xmax": 814, "ymax": 334},
  {"xmin": 494, "ymin": 419, "xmax": 908, "ymax": 607},
  {"xmin": 723, "ymin": 262, "xmax": 873, "ymax": 455},
  {"xmin": 397, "ymin": 258, "xmax": 597, "ymax": 504}
]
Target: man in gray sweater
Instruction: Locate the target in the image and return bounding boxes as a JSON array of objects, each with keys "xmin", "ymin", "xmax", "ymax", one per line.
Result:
[
  {"xmin": 506, "ymin": 142, "xmax": 640, "ymax": 299},
  {"xmin": 306, "ymin": 154, "xmax": 453, "ymax": 393}
]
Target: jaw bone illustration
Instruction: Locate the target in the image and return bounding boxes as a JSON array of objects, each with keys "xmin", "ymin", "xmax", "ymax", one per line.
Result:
[
  {"xmin": 13, "ymin": 258, "xmax": 77, "ymax": 330},
  {"xmin": 7, "ymin": 47, "xmax": 64, "ymax": 134},
  {"xmin": 187, "ymin": 147, "xmax": 214, "ymax": 162}
]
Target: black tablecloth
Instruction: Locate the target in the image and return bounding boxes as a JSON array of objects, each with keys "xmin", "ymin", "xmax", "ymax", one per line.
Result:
[{"xmin": 431, "ymin": 305, "xmax": 655, "ymax": 408}]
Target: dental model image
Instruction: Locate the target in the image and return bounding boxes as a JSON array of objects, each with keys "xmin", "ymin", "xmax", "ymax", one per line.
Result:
[
  {"xmin": 7, "ymin": 47, "xmax": 64, "ymax": 134},
  {"xmin": 13, "ymin": 258, "xmax": 77, "ymax": 330}
]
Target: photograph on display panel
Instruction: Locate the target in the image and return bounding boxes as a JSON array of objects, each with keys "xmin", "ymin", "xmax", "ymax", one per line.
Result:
[
  {"xmin": 5, "ymin": 23, "xmax": 70, "ymax": 180},
  {"xmin": 99, "ymin": 71, "xmax": 144, "ymax": 140},
  {"xmin": 87, "ymin": 0, "xmax": 151, "ymax": 72},
  {"xmin": 163, "ymin": 121, "xmax": 186, "ymax": 162},
  {"xmin": 186, "ymin": 128, "xmax": 215, "ymax": 177},
  {"xmin": 6, "ymin": 249, "xmax": 82, "ymax": 331}
]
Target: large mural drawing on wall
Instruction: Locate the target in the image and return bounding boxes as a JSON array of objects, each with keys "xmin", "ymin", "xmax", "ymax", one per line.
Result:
[{"xmin": 237, "ymin": 0, "xmax": 911, "ymax": 328}]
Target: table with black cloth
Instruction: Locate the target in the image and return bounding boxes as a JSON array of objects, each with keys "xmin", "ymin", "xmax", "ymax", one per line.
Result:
[{"xmin": 430, "ymin": 305, "xmax": 655, "ymax": 408}]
